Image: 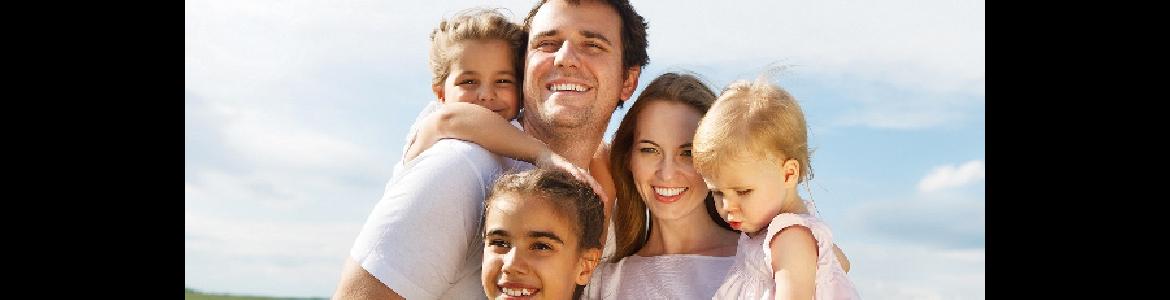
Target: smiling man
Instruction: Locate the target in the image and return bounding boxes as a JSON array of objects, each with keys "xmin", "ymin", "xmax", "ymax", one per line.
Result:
[{"xmin": 333, "ymin": 0, "xmax": 649, "ymax": 299}]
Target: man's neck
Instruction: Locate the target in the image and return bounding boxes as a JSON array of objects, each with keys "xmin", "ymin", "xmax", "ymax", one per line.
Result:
[{"xmin": 522, "ymin": 117, "xmax": 605, "ymax": 170}]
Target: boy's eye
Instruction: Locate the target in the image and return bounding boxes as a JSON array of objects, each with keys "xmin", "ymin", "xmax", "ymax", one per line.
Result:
[{"xmin": 638, "ymin": 147, "xmax": 658, "ymax": 154}]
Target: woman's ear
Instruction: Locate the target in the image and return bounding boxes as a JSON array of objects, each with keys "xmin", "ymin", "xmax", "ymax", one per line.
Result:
[
  {"xmin": 782, "ymin": 159, "xmax": 800, "ymax": 188},
  {"xmin": 575, "ymin": 248, "xmax": 602, "ymax": 285},
  {"xmin": 432, "ymin": 84, "xmax": 446, "ymax": 102}
]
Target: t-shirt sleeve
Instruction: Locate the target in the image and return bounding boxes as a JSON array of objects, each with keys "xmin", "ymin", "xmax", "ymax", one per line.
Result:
[{"xmin": 349, "ymin": 141, "xmax": 498, "ymax": 299}]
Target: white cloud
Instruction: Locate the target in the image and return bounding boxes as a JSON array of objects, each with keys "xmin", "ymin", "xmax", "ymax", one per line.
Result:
[
  {"xmin": 185, "ymin": 211, "xmax": 363, "ymax": 297},
  {"xmin": 845, "ymin": 242, "xmax": 984, "ymax": 299},
  {"xmin": 918, "ymin": 160, "xmax": 985, "ymax": 193},
  {"xmin": 639, "ymin": 0, "xmax": 985, "ymax": 96}
]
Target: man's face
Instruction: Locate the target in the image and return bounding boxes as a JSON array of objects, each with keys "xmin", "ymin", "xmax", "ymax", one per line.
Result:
[{"xmin": 523, "ymin": 0, "xmax": 635, "ymax": 133}]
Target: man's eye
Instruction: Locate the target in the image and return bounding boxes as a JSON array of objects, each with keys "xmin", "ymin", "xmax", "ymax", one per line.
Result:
[
  {"xmin": 537, "ymin": 41, "xmax": 560, "ymax": 51},
  {"xmin": 487, "ymin": 239, "xmax": 510, "ymax": 248},
  {"xmin": 681, "ymin": 149, "xmax": 693, "ymax": 157}
]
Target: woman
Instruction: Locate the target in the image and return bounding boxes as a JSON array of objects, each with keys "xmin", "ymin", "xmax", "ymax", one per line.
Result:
[{"xmin": 583, "ymin": 72, "xmax": 741, "ymax": 299}]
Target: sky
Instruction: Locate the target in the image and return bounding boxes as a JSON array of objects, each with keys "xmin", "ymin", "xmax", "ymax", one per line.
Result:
[{"xmin": 185, "ymin": 0, "xmax": 985, "ymax": 298}]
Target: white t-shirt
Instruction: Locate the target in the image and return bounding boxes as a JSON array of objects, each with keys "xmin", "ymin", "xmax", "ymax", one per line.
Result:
[
  {"xmin": 582, "ymin": 254, "xmax": 735, "ymax": 299},
  {"xmin": 349, "ymin": 102, "xmax": 531, "ymax": 299}
]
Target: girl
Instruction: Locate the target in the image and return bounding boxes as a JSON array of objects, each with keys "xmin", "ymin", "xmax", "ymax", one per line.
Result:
[
  {"xmin": 481, "ymin": 168, "xmax": 605, "ymax": 299},
  {"xmin": 694, "ymin": 77, "xmax": 860, "ymax": 299}
]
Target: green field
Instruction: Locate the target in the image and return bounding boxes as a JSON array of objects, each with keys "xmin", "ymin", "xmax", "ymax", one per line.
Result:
[{"xmin": 185, "ymin": 288, "xmax": 327, "ymax": 300}]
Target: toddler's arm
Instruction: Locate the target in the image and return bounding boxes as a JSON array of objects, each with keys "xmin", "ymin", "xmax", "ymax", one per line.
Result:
[{"xmin": 770, "ymin": 226, "xmax": 818, "ymax": 300}]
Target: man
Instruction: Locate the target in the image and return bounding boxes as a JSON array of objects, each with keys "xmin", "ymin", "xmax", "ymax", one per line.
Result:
[{"xmin": 333, "ymin": 0, "xmax": 649, "ymax": 298}]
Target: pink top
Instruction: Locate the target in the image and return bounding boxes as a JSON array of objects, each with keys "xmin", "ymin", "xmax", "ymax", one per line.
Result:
[{"xmin": 713, "ymin": 212, "xmax": 860, "ymax": 299}]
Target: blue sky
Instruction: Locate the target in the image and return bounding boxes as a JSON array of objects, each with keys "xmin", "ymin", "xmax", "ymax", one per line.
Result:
[{"xmin": 185, "ymin": 0, "xmax": 984, "ymax": 298}]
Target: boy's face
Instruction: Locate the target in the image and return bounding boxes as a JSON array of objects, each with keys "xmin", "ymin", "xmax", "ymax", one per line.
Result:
[
  {"xmin": 436, "ymin": 39, "xmax": 520, "ymax": 120},
  {"xmin": 482, "ymin": 194, "xmax": 597, "ymax": 299},
  {"xmin": 702, "ymin": 157, "xmax": 795, "ymax": 234}
]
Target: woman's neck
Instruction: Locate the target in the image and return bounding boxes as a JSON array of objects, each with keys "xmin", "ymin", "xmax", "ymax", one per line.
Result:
[{"xmin": 638, "ymin": 209, "xmax": 738, "ymax": 257}]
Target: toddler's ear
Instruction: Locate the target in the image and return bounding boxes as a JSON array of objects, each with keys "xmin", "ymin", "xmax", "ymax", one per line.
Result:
[
  {"xmin": 782, "ymin": 159, "xmax": 800, "ymax": 187},
  {"xmin": 432, "ymin": 84, "xmax": 446, "ymax": 102},
  {"xmin": 575, "ymin": 248, "xmax": 602, "ymax": 285}
]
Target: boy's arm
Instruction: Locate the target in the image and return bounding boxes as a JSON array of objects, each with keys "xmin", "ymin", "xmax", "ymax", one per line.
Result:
[{"xmin": 770, "ymin": 226, "xmax": 818, "ymax": 300}]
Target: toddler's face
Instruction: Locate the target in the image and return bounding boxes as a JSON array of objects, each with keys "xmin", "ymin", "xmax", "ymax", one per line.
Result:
[
  {"xmin": 703, "ymin": 157, "xmax": 793, "ymax": 234},
  {"xmin": 438, "ymin": 39, "xmax": 520, "ymax": 120},
  {"xmin": 482, "ymin": 194, "xmax": 592, "ymax": 299}
]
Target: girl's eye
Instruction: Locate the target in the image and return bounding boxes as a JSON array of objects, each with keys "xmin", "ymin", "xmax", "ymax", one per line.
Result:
[
  {"xmin": 532, "ymin": 242, "xmax": 553, "ymax": 251},
  {"xmin": 487, "ymin": 239, "xmax": 510, "ymax": 249}
]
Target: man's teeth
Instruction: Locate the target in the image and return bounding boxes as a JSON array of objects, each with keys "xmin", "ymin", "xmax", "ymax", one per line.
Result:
[
  {"xmin": 549, "ymin": 83, "xmax": 588, "ymax": 92},
  {"xmin": 654, "ymin": 187, "xmax": 686, "ymax": 197},
  {"xmin": 502, "ymin": 287, "xmax": 537, "ymax": 296}
]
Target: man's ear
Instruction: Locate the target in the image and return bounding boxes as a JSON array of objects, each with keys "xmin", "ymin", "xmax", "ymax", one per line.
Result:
[
  {"xmin": 575, "ymin": 248, "xmax": 602, "ymax": 285},
  {"xmin": 432, "ymin": 84, "xmax": 446, "ymax": 102},
  {"xmin": 619, "ymin": 66, "xmax": 641, "ymax": 101},
  {"xmin": 782, "ymin": 159, "xmax": 800, "ymax": 188}
]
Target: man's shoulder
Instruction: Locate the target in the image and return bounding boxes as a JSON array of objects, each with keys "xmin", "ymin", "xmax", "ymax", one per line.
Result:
[{"xmin": 406, "ymin": 139, "xmax": 514, "ymax": 177}]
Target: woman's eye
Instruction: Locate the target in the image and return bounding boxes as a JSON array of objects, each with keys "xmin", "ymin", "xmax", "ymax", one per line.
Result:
[
  {"xmin": 638, "ymin": 147, "xmax": 658, "ymax": 154},
  {"xmin": 495, "ymin": 79, "xmax": 514, "ymax": 84}
]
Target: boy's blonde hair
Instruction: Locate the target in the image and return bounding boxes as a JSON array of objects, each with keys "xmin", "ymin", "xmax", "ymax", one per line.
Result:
[
  {"xmin": 693, "ymin": 77, "xmax": 813, "ymax": 183},
  {"xmin": 428, "ymin": 8, "xmax": 526, "ymax": 86}
]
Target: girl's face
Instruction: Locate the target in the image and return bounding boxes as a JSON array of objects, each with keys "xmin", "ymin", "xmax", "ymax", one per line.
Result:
[
  {"xmin": 703, "ymin": 157, "xmax": 796, "ymax": 234},
  {"xmin": 481, "ymin": 194, "xmax": 596, "ymax": 299},
  {"xmin": 436, "ymin": 39, "xmax": 520, "ymax": 120},
  {"xmin": 628, "ymin": 101, "xmax": 709, "ymax": 222}
]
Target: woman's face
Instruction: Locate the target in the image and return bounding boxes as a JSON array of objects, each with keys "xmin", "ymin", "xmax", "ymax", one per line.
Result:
[{"xmin": 628, "ymin": 100, "xmax": 709, "ymax": 222}]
